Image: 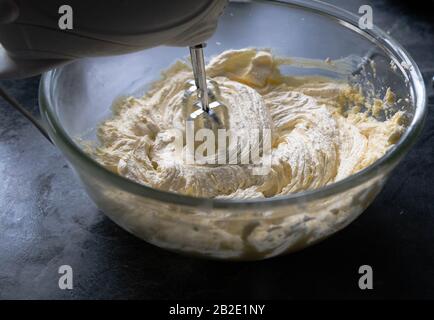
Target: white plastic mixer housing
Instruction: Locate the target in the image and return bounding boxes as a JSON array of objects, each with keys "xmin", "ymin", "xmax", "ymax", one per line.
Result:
[{"xmin": 0, "ymin": 0, "xmax": 228, "ymax": 78}]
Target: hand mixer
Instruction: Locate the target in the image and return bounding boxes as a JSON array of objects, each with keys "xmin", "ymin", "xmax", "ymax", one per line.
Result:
[{"xmin": 0, "ymin": 0, "xmax": 229, "ymax": 134}]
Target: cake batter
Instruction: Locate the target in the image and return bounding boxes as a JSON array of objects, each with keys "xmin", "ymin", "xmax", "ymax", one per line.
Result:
[{"xmin": 90, "ymin": 49, "xmax": 404, "ymax": 199}]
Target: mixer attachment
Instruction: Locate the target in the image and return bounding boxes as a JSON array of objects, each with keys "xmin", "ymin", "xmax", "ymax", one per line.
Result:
[
  {"xmin": 187, "ymin": 44, "xmax": 228, "ymax": 130},
  {"xmin": 184, "ymin": 78, "xmax": 228, "ymax": 128}
]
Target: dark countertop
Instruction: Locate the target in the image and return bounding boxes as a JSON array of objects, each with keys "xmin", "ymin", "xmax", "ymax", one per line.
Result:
[{"xmin": 0, "ymin": 0, "xmax": 433, "ymax": 299}]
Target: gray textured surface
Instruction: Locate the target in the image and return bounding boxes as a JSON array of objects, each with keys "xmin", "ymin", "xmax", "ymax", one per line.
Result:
[{"xmin": 0, "ymin": 0, "xmax": 433, "ymax": 299}]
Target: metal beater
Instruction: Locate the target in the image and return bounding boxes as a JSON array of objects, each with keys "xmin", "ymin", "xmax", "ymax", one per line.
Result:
[{"xmin": 188, "ymin": 44, "xmax": 227, "ymax": 128}]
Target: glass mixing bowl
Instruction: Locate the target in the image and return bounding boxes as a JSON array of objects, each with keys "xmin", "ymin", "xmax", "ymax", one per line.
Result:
[{"xmin": 39, "ymin": 0, "xmax": 426, "ymax": 260}]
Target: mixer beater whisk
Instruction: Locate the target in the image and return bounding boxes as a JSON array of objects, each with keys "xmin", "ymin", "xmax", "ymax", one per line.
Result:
[{"xmin": 187, "ymin": 44, "xmax": 228, "ymax": 129}]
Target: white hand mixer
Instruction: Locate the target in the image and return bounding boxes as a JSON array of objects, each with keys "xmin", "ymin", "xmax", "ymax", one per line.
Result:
[{"xmin": 0, "ymin": 0, "xmax": 229, "ymax": 131}]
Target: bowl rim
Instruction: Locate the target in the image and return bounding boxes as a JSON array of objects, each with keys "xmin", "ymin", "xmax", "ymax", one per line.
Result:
[{"xmin": 39, "ymin": 0, "xmax": 427, "ymax": 209}]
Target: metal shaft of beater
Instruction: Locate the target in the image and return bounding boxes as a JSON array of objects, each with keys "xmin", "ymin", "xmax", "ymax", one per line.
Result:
[{"xmin": 189, "ymin": 44, "xmax": 210, "ymax": 112}]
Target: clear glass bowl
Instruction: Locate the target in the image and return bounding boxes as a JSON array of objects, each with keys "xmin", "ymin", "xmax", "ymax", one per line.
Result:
[{"xmin": 39, "ymin": 0, "xmax": 427, "ymax": 260}]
